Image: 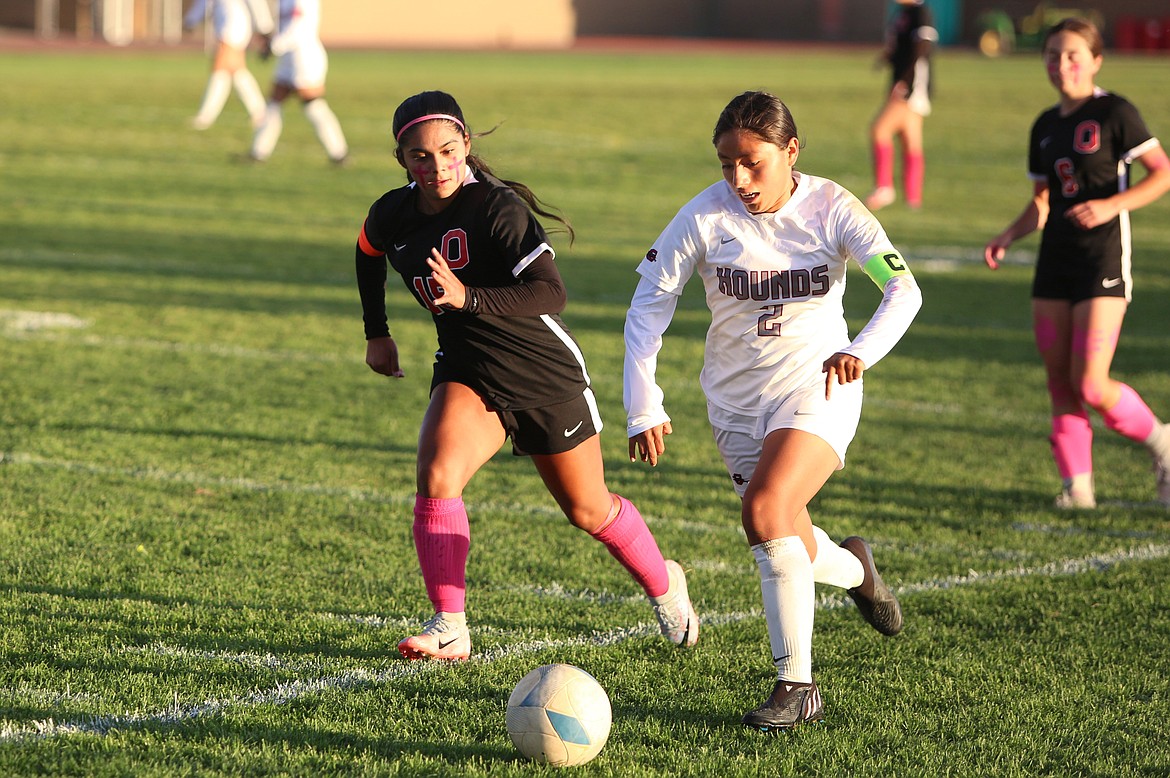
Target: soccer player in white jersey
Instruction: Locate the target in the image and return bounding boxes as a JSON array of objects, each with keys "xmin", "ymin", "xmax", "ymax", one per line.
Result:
[
  {"xmin": 250, "ymin": 0, "xmax": 348, "ymax": 164},
  {"xmin": 984, "ymin": 18, "xmax": 1170, "ymax": 509},
  {"xmin": 624, "ymin": 91, "xmax": 922, "ymax": 731},
  {"xmin": 183, "ymin": 0, "xmax": 273, "ymax": 130}
]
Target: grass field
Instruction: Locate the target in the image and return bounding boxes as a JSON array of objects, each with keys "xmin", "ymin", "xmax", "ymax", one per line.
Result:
[{"xmin": 2, "ymin": 42, "xmax": 1170, "ymax": 776}]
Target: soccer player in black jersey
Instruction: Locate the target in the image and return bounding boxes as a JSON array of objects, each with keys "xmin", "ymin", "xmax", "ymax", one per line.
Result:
[
  {"xmin": 984, "ymin": 19, "xmax": 1170, "ymax": 509},
  {"xmin": 354, "ymin": 91, "xmax": 698, "ymax": 660},
  {"xmin": 864, "ymin": 0, "xmax": 937, "ymax": 211}
]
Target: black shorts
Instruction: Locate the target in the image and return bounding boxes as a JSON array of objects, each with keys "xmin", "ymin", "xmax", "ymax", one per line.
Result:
[
  {"xmin": 1033, "ymin": 229, "xmax": 1130, "ymax": 303},
  {"xmin": 497, "ymin": 388, "xmax": 603, "ymax": 457}
]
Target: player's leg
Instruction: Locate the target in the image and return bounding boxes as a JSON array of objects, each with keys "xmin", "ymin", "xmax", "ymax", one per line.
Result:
[
  {"xmin": 232, "ymin": 66, "xmax": 267, "ymax": 128},
  {"xmin": 250, "ymin": 82, "xmax": 291, "ymax": 161},
  {"xmin": 191, "ymin": 42, "xmax": 243, "ymax": 130},
  {"xmin": 299, "ymin": 91, "xmax": 348, "ymax": 164},
  {"xmin": 1035, "ymin": 298, "xmax": 1094, "ymax": 507},
  {"xmin": 399, "ymin": 382, "xmax": 506, "ymax": 661},
  {"xmin": 865, "ymin": 94, "xmax": 904, "ymax": 210},
  {"xmin": 533, "ymin": 432, "xmax": 698, "ymax": 647},
  {"xmin": 900, "ymin": 110, "xmax": 925, "ymax": 208},
  {"xmin": 1073, "ymin": 297, "xmax": 1170, "ymax": 504}
]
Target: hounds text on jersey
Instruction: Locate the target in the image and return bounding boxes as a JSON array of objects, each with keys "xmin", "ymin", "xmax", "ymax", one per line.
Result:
[{"xmin": 716, "ymin": 265, "xmax": 830, "ymax": 302}]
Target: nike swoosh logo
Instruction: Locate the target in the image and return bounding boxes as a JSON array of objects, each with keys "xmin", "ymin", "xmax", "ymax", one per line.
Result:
[
  {"xmin": 1102, "ymin": 277, "xmax": 1122, "ymax": 288},
  {"xmin": 793, "ymin": 410, "xmax": 816, "ymax": 416},
  {"xmin": 720, "ymin": 236, "xmax": 736, "ymax": 244},
  {"xmin": 438, "ymin": 637, "xmax": 459, "ymax": 649},
  {"xmin": 564, "ymin": 421, "xmax": 584, "ymax": 437},
  {"xmin": 394, "ymin": 243, "xmax": 407, "ymax": 252}
]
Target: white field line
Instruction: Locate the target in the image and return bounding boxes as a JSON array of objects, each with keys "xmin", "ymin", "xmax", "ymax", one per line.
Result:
[
  {"xmin": 2, "ymin": 329, "xmax": 352, "ymax": 365},
  {"xmin": 1, "ymin": 542, "xmax": 1167, "ymax": 744},
  {"xmin": 0, "ymin": 451, "xmax": 417, "ymax": 508}
]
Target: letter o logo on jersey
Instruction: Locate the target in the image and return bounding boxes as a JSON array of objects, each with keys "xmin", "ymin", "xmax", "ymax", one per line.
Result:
[
  {"xmin": 645, "ymin": 249, "xmax": 658, "ymax": 262},
  {"xmin": 441, "ymin": 229, "xmax": 470, "ymax": 270},
  {"xmin": 1073, "ymin": 120, "xmax": 1101, "ymax": 155}
]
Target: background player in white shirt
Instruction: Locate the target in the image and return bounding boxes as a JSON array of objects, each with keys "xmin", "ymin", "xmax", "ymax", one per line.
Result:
[
  {"xmin": 624, "ymin": 91, "xmax": 921, "ymax": 731},
  {"xmin": 183, "ymin": 0, "xmax": 273, "ymax": 130},
  {"xmin": 984, "ymin": 18, "xmax": 1170, "ymax": 509},
  {"xmin": 250, "ymin": 0, "xmax": 348, "ymax": 163}
]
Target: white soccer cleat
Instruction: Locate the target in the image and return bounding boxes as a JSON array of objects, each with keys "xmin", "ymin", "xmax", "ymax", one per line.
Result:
[
  {"xmin": 398, "ymin": 612, "xmax": 471, "ymax": 661},
  {"xmin": 651, "ymin": 560, "xmax": 699, "ymax": 647},
  {"xmin": 864, "ymin": 186, "xmax": 896, "ymax": 211},
  {"xmin": 1154, "ymin": 454, "xmax": 1170, "ymax": 507},
  {"xmin": 1054, "ymin": 486, "xmax": 1096, "ymax": 510}
]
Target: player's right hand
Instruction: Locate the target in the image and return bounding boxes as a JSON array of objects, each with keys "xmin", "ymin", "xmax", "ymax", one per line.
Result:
[
  {"xmin": 629, "ymin": 422, "xmax": 672, "ymax": 467},
  {"xmin": 365, "ymin": 336, "xmax": 404, "ymax": 378},
  {"xmin": 983, "ymin": 236, "xmax": 1009, "ymax": 270}
]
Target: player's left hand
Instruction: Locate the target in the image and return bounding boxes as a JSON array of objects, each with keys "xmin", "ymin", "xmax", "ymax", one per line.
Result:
[
  {"xmin": 1064, "ymin": 199, "xmax": 1117, "ymax": 231},
  {"xmin": 822, "ymin": 353, "xmax": 866, "ymax": 399},
  {"xmin": 426, "ymin": 249, "xmax": 466, "ymax": 310}
]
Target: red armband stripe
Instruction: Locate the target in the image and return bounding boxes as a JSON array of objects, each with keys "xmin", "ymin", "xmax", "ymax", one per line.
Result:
[{"xmin": 357, "ymin": 221, "xmax": 382, "ymax": 257}]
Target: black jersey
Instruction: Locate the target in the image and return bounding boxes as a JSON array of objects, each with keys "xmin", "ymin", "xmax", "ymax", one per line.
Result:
[
  {"xmin": 355, "ymin": 168, "xmax": 590, "ymax": 411},
  {"xmin": 887, "ymin": 3, "xmax": 935, "ymax": 94},
  {"xmin": 1029, "ymin": 90, "xmax": 1157, "ymax": 256}
]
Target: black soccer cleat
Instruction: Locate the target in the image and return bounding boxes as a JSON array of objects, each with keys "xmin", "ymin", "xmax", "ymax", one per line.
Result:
[
  {"xmin": 742, "ymin": 679, "xmax": 824, "ymax": 732},
  {"xmin": 840, "ymin": 536, "xmax": 903, "ymax": 636}
]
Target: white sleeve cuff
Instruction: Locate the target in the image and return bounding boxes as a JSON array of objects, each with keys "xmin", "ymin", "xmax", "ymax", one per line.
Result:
[{"xmin": 624, "ymin": 276, "xmax": 678, "ymax": 437}]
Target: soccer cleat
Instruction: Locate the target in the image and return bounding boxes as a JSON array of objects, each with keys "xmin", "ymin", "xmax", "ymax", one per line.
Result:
[
  {"xmin": 1155, "ymin": 457, "xmax": 1170, "ymax": 507},
  {"xmin": 840, "ymin": 536, "xmax": 903, "ymax": 636},
  {"xmin": 650, "ymin": 560, "xmax": 699, "ymax": 647},
  {"xmin": 1054, "ymin": 487, "xmax": 1096, "ymax": 509},
  {"xmin": 397, "ymin": 612, "xmax": 471, "ymax": 661},
  {"xmin": 742, "ymin": 679, "xmax": 824, "ymax": 732},
  {"xmin": 864, "ymin": 186, "xmax": 896, "ymax": 211}
]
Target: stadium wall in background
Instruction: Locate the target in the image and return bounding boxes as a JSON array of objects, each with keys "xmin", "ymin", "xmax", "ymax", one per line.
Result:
[{"xmin": 2, "ymin": 0, "xmax": 1168, "ymax": 52}]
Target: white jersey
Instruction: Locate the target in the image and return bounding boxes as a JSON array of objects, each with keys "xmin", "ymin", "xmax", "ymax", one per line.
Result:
[
  {"xmin": 271, "ymin": 0, "xmax": 328, "ymax": 88},
  {"xmin": 625, "ymin": 171, "xmax": 920, "ymax": 437},
  {"xmin": 185, "ymin": 0, "xmax": 273, "ymax": 47}
]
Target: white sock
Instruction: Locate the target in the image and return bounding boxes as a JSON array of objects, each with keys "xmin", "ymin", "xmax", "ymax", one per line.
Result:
[
  {"xmin": 1146, "ymin": 422, "xmax": 1170, "ymax": 461},
  {"xmin": 193, "ymin": 70, "xmax": 232, "ymax": 128},
  {"xmin": 303, "ymin": 98, "xmax": 348, "ymax": 161},
  {"xmin": 752, "ymin": 536, "xmax": 814, "ymax": 683},
  {"xmin": 250, "ymin": 101, "xmax": 283, "ymax": 160},
  {"xmin": 1065, "ymin": 473, "xmax": 1094, "ymax": 497},
  {"xmin": 810, "ymin": 526, "xmax": 864, "ymax": 589},
  {"xmin": 232, "ymin": 69, "xmax": 267, "ymax": 125}
]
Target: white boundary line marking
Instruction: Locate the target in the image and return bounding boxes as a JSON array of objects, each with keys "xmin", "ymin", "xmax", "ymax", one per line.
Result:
[{"xmin": 2, "ymin": 543, "xmax": 1167, "ymax": 744}]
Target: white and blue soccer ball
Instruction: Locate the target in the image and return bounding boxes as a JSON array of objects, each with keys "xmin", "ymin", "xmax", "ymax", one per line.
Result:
[{"xmin": 505, "ymin": 663, "xmax": 612, "ymax": 767}]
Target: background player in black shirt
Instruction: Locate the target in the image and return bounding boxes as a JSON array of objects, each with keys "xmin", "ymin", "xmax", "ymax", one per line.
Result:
[
  {"xmin": 864, "ymin": 0, "xmax": 937, "ymax": 211},
  {"xmin": 355, "ymin": 91, "xmax": 699, "ymax": 660},
  {"xmin": 984, "ymin": 19, "xmax": 1170, "ymax": 508}
]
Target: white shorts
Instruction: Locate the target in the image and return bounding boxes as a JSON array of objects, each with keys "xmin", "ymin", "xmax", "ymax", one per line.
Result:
[
  {"xmin": 710, "ymin": 379, "xmax": 863, "ymax": 497},
  {"xmin": 213, "ymin": 4, "xmax": 253, "ymax": 48},
  {"xmin": 275, "ymin": 41, "xmax": 328, "ymax": 90}
]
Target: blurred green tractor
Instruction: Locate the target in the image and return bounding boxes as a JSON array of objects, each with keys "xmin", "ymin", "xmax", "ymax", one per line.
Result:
[{"xmin": 977, "ymin": 3, "xmax": 1104, "ymax": 56}]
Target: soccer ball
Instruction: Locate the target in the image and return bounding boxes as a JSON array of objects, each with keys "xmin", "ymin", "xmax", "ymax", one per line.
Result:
[{"xmin": 505, "ymin": 663, "xmax": 612, "ymax": 767}]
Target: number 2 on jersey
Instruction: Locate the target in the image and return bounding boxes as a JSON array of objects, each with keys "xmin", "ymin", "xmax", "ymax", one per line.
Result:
[{"xmin": 757, "ymin": 304, "xmax": 783, "ymax": 337}]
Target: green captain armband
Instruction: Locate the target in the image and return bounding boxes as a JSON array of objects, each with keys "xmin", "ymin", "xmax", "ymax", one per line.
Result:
[{"xmin": 862, "ymin": 251, "xmax": 913, "ymax": 289}]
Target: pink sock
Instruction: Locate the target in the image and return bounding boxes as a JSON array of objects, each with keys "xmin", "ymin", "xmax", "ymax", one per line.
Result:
[
  {"xmin": 412, "ymin": 495, "xmax": 470, "ymax": 613},
  {"xmin": 1102, "ymin": 383, "xmax": 1157, "ymax": 443},
  {"xmin": 1050, "ymin": 412, "xmax": 1093, "ymax": 480},
  {"xmin": 589, "ymin": 495, "xmax": 670, "ymax": 598},
  {"xmin": 873, "ymin": 141, "xmax": 894, "ymax": 189},
  {"xmin": 904, "ymin": 151, "xmax": 924, "ymax": 207}
]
